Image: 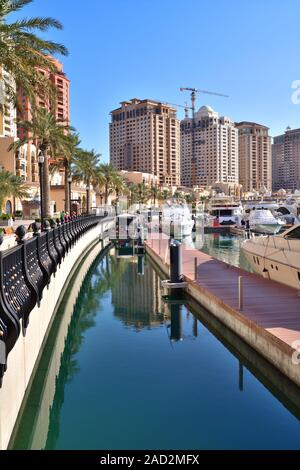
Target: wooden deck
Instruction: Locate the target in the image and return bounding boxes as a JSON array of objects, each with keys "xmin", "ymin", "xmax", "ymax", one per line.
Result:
[{"xmin": 146, "ymin": 235, "xmax": 300, "ymax": 350}]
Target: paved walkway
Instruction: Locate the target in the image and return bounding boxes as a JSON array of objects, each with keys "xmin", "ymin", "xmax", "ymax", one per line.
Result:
[{"xmin": 146, "ymin": 234, "xmax": 300, "ymax": 349}]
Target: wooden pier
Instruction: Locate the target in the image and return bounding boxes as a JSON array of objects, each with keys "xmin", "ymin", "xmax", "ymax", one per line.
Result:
[{"xmin": 145, "ymin": 234, "xmax": 300, "ymax": 387}]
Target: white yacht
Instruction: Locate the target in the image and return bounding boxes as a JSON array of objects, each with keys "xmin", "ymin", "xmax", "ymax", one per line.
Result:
[
  {"xmin": 207, "ymin": 196, "xmax": 243, "ymax": 225},
  {"xmin": 278, "ymin": 194, "xmax": 300, "ymax": 220},
  {"xmin": 162, "ymin": 200, "xmax": 194, "ymax": 238},
  {"xmin": 241, "ymin": 224, "xmax": 300, "ymax": 290},
  {"xmin": 249, "ymin": 209, "xmax": 285, "ymax": 234}
]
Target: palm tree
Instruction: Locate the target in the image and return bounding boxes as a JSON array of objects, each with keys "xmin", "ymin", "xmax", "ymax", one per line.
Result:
[
  {"xmin": 151, "ymin": 185, "xmax": 160, "ymax": 207},
  {"xmin": 0, "ymin": 169, "xmax": 30, "ymax": 213},
  {"xmin": 0, "ymin": 0, "xmax": 68, "ymax": 105},
  {"xmin": 159, "ymin": 189, "xmax": 171, "ymax": 202},
  {"xmin": 111, "ymin": 174, "xmax": 127, "ymax": 213},
  {"xmin": 10, "ymin": 107, "xmax": 73, "ymax": 217},
  {"xmin": 50, "ymin": 132, "xmax": 81, "ymax": 212},
  {"xmin": 72, "ymin": 149, "xmax": 101, "ymax": 214},
  {"xmin": 97, "ymin": 164, "xmax": 119, "ymax": 205}
]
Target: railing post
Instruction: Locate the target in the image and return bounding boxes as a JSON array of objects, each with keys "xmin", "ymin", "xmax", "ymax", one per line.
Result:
[{"xmin": 194, "ymin": 257, "xmax": 198, "ymax": 281}]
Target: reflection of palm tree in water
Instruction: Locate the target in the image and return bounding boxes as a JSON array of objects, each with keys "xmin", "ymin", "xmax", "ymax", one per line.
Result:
[{"xmin": 45, "ymin": 252, "xmax": 125, "ymax": 449}]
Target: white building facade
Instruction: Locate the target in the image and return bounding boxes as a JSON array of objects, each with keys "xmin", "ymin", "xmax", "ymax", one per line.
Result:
[{"xmin": 180, "ymin": 106, "xmax": 239, "ymax": 189}]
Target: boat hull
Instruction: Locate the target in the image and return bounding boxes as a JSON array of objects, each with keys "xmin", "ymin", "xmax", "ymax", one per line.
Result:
[
  {"xmin": 242, "ymin": 236, "xmax": 300, "ymax": 290},
  {"xmin": 250, "ymin": 223, "xmax": 283, "ymax": 235}
]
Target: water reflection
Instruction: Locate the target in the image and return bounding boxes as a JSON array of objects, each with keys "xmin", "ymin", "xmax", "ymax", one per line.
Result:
[
  {"xmin": 10, "ymin": 249, "xmax": 300, "ymax": 450},
  {"xmin": 111, "ymin": 256, "xmax": 167, "ymax": 330},
  {"xmin": 184, "ymin": 232, "xmax": 252, "ymax": 271}
]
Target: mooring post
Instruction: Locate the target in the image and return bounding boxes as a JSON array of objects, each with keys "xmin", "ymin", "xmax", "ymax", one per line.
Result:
[
  {"xmin": 170, "ymin": 239, "xmax": 182, "ymax": 283},
  {"xmin": 238, "ymin": 276, "xmax": 243, "ymax": 310},
  {"xmin": 194, "ymin": 257, "xmax": 198, "ymax": 281}
]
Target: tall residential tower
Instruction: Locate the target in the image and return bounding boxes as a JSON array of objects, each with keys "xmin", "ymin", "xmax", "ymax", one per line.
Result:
[
  {"xmin": 235, "ymin": 122, "xmax": 272, "ymax": 193},
  {"xmin": 180, "ymin": 105, "xmax": 239, "ymax": 188},
  {"xmin": 109, "ymin": 99, "xmax": 180, "ymax": 186},
  {"xmin": 272, "ymin": 127, "xmax": 300, "ymax": 191}
]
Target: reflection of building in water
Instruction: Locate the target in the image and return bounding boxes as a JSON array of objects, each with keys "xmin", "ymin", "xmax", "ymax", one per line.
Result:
[{"xmin": 111, "ymin": 259, "xmax": 168, "ymax": 329}]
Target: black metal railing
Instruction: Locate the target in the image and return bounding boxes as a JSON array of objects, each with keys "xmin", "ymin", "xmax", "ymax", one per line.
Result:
[{"xmin": 0, "ymin": 214, "xmax": 102, "ymax": 386}]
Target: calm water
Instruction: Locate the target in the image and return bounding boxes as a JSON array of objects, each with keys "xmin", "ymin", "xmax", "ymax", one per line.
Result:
[
  {"xmin": 183, "ymin": 232, "xmax": 252, "ymax": 271},
  {"xmin": 11, "ymin": 248, "xmax": 300, "ymax": 449}
]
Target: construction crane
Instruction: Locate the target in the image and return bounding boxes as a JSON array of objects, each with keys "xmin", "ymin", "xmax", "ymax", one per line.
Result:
[{"xmin": 180, "ymin": 87, "xmax": 229, "ymax": 187}]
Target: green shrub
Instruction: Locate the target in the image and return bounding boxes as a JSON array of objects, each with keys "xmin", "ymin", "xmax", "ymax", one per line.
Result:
[{"xmin": 1, "ymin": 214, "xmax": 10, "ymax": 220}]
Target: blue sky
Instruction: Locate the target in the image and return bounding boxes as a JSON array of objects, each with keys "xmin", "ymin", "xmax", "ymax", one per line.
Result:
[{"xmin": 12, "ymin": 0, "xmax": 300, "ymax": 161}]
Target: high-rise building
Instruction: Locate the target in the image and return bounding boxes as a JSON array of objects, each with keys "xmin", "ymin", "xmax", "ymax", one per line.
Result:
[
  {"xmin": 0, "ymin": 67, "xmax": 17, "ymax": 139},
  {"xmin": 235, "ymin": 122, "xmax": 272, "ymax": 193},
  {"xmin": 17, "ymin": 58, "xmax": 70, "ymax": 184},
  {"xmin": 17, "ymin": 58, "xmax": 70, "ymax": 137},
  {"xmin": 272, "ymin": 127, "xmax": 300, "ymax": 191},
  {"xmin": 180, "ymin": 106, "xmax": 239, "ymax": 188},
  {"xmin": 110, "ymin": 98, "xmax": 180, "ymax": 186}
]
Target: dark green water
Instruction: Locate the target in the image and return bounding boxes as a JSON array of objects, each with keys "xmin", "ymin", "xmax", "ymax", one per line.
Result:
[{"xmin": 11, "ymin": 248, "xmax": 300, "ymax": 449}]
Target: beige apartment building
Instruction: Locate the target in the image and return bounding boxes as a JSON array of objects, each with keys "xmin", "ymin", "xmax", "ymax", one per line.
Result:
[
  {"xmin": 236, "ymin": 122, "xmax": 272, "ymax": 193},
  {"xmin": 110, "ymin": 98, "xmax": 180, "ymax": 186},
  {"xmin": 272, "ymin": 127, "xmax": 300, "ymax": 191},
  {"xmin": 181, "ymin": 105, "xmax": 239, "ymax": 188},
  {"xmin": 0, "ymin": 67, "xmax": 17, "ymax": 139}
]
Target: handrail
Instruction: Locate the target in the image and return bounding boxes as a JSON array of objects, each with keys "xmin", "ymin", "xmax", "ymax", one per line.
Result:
[{"xmin": 0, "ymin": 214, "xmax": 104, "ymax": 386}]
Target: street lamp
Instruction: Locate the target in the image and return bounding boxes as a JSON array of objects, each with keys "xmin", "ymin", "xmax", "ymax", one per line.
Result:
[
  {"xmin": 68, "ymin": 175, "xmax": 72, "ymax": 215},
  {"xmin": 38, "ymin": 152, "xmax": 45, "ymax": 228},
  {"xmin": 115, "ymin": 187, "xmax": 119, "ymax": 215}
]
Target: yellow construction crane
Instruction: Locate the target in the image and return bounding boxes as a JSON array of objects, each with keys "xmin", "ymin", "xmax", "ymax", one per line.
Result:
[{"xmin": 180, "ymin": 87, "xmax": 229, "ymax": 187}]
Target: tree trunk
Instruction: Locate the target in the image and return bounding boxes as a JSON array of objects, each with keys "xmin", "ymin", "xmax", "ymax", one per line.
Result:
[
  {"xmin": 42, "ymin": 152, "xmax": 51, "ymax": 219},
  {"xmin": 86, "ymin": 179, "xmax": 90, "ymax": 214},
  {"xmin": 105, "ymin": 182, "xmax": 108, "ymax": 204},
  {"xmin": 64, "ymin": 160, "xmax": 70, "ymax": 213}
]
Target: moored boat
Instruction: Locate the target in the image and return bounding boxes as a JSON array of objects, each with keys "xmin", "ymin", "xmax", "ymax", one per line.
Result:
[
  {"xmin": 241, "ymin": 224, "xmax": 300, "ymax": 289},
  {"xmin": 249, "ymin": 209, "xmax": 285, "ymax": 234},
  {"xmin": 162, "ymin": 200, "xmax": 194, "ymax": 238}
]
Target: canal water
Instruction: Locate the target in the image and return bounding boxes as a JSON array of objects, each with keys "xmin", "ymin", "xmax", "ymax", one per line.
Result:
[
  {"xmin": 11, "ymin": 245, "xmax": 300, "ymax": 449},
  {"xmin": 183, "ymin": 232, "xmax": 252, "ymax": 271}
]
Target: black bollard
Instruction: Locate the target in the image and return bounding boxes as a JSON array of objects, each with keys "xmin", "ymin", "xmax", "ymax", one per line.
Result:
[{"xmin": 169, "ymin": 239, "xmax": 183, "ymax": 283}]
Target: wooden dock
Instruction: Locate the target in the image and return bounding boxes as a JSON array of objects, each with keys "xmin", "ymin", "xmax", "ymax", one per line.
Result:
[{"xmin": 145, "ymin": 234, "xmax": 300, "ymax": 387}]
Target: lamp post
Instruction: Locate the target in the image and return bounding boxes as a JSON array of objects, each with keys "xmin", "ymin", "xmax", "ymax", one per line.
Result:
[
  {"xmin": 38, "ymin": 152, "xmax": 45, "ymax": 228},
  {"xmin": 115, "ymin": 187, "xmax": 119, "ymax": 215},
  {"xmin": 68, "ymin": 175, "xmax": 72, "ymax": 215}
]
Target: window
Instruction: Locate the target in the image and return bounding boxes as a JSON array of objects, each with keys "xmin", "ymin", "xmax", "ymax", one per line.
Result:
[{"xmin": 285, "ymin": 226, "xmax": 300, "ymax": 239}]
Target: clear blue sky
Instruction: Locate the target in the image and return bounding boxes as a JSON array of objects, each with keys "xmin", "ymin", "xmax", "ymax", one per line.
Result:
[{"xmin": 13, "ymin": 0, "xmax": 300, "ymax": 161}]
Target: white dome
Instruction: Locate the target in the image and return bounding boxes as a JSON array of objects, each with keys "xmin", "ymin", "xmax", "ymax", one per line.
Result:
[{"xmin": 197, "ymin": 105, "xmax": 214, "ymax": 114}]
